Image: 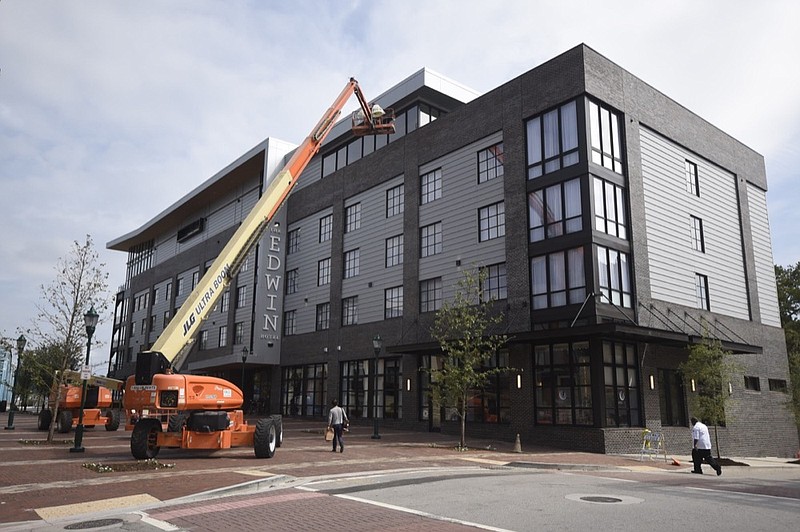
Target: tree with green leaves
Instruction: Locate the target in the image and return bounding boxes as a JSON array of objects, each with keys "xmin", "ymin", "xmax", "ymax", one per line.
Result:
[
  {"xmin": 679, "ymin": 336, "xmax": 740, "ymax": 458},
  {"xmin": 775, "ymin": 263, "xmax": 800, "ymax": 430},
  {"xmin": 28, "ymin": 235, "xmax": 109, "ymax": 442},
  {"xmin": 428, "ymin": 267, "xmax": 508, "ymax": 450}
]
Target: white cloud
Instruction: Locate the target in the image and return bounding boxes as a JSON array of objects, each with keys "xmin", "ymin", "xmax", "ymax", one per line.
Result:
[{"xmin": 1, "ymin": 0, "xmax": 799, "ymax": 359}]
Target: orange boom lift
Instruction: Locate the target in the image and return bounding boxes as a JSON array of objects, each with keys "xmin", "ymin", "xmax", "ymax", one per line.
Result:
[{"xmin": 124, "ymin": 79, "xmax": 394, "ymax": 459}]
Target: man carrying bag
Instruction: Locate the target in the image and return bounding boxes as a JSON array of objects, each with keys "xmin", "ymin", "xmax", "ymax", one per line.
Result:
[{"xmin": 327, "ymin": 399, "xmax": 349, "ymax": 453}]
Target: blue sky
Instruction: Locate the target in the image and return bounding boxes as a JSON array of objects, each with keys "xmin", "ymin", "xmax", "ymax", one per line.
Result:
[{"xmin": 1, "ymin": 0, "xmax": 798, "ymax": 364}]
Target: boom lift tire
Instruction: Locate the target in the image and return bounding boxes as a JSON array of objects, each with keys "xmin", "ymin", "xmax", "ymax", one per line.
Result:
[
  {"xmin": 254, "ymin": 418, "xmax": 277, "ymax": 458},
  {"xmin": 167, "ymin": 412, "xmax": 187, "ymax": 433},
  {"xmin": 131, "ymin": 418, "xmax": 162, "ymax": 459},
  {"xmin": 105, "ymin": 409, "xmax": 120, "ymax": 431},
  {"xmin": 270, "ymin": 414, "xmax": 283, "ymax": 448},
  {"xmin": 57, "ymin": 410, "xmax": 72, "ymax": 433},
  {"xmin": 38, "ymin": 409, "xmax": 52, "ymax": 431}
]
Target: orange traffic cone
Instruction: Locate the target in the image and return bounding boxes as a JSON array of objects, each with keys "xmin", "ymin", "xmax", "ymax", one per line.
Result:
[{"xmin": 671, "ymin": 458, "xmax": 681, "ymax": 466}]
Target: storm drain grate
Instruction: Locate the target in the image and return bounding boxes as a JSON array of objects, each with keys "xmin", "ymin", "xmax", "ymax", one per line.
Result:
[
  {"xmin": 580, "ymin": 496, "xmax": 623, "ymax": 503},
  {"xmin": 64, "ymin": 518, "xmax": 124, "ymax": 530}
]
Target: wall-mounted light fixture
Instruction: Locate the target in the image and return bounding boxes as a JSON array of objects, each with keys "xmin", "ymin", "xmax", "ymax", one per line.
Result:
[
  {"xmin": 323, "ymin": 347, "xmax": 328, "ymax": 353},
  {"xmin": 649, "ymin": 374, "xmax": 655, "ymax": 390},
  {"xmin": 690, "ymin": 379, "xmax": 696, "ymax": 392},
  {"xmin": 406, "ymin": 378, "xmax": 411, "ymax": 391},
  {"xmin": 516, "ymin": 374, "xmax": 522, "ymax": 389},
  {"xmin": 728, "ymin": 382, "xmax": 733, "ymax": 395}
]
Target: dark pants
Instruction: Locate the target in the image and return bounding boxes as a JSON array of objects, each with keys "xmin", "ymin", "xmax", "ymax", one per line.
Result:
[
  {"xmin": 332, "ymin": 423, "xmax": 344, "ymax": 451},
  {"xmin": 692, "ymin": 448, "xmax": 720, "ymax": 473}
]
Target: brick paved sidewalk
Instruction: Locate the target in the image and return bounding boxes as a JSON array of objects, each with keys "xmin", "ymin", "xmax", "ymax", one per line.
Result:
[{"xmin": 0, "ymin": 411, "xmax": 679, "ymax": 527}]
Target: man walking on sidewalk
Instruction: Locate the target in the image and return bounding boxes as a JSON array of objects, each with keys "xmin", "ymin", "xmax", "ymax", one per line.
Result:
[{"xmin": 691, "ymin": 417, "xmax": 722, "ymax": 475}]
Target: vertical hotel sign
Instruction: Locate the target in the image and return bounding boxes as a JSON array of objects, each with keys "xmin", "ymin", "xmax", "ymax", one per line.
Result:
[{"xmin": 253, "ymin": 206, "xmax": 287, "ymax": 364}]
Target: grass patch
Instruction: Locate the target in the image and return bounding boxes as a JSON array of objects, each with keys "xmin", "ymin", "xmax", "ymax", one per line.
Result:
[{"xmin": 83, "ymin": 459, "xmax": 176, "ymax": 473}]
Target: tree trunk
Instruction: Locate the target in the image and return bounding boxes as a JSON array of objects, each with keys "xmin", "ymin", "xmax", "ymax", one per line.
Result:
[{"xmin": 460, "ymin": 393, "xmax": 467, "ymax": 449}]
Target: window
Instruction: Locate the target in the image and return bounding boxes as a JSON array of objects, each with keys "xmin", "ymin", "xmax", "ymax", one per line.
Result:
[
  {"xmin": 478, "ymin": 143, "xmax": 504, "ymax": 183},
  {"xmin": 342, "ymin": 296, "xmax": 358, "ymax": 326},
  {"xmin": 658, "ymin": 368, "xmax": 687, "ymax": 427},
  {"xmin": 768, "ymin": 378, "xmax": 788, "ymax": 393},
  {"xmin": 603, "ymin": 341, "xmax": 640, "ymax": 427},
  {"xmin": 315, "ymin": 302, "xmax": 330, "ymax": 331},
  {"xmin": 192, "ymin": 271, "xmax": 199, "ymax": 290},
  {"xmin": 588, "ymin": 100, "xmax": 623, "ymax": 174},
  {"xmin": 221, "ymin": 291, "xmax": 230, "ymax": 312},
  {"xmin": 592, "ymin": 177, "xmax": 626, "ymax": 239},
  {"xmin": 479, "ymin": 201, "xmax": 505, "ymax": 242},
  {"xmin": 463, "ymin": 350, "xmax": 510, "ymax": 423},
  {"xmin": 481, "ymin": 263, "xmax": 507, "ymax": 301},
  {"xmin": 534, "ymin": 342, "xmax": 592, "ymax": 425},
  {"xmin": 141, "ymin": 318, "xmax": 146, "ymax": 334},
  {"xmin": 531, "ymin": 247, "xmax": 586, "ymax": 309},
  {"xmin": 149, "ymin": 314, "xmax": 156, "ymax": 331},
  {"xmin": 284, "ymin": 310, "xmax": 296, "ymax": 336},
  {"xmin": 287, "ymin": 228, "xmax": 300, "ymax": 254},
  {"xmin": 529, "ymin": 178, "xmax": 582, "ymax": 242},
  {"xmin": 281, "ymin": 364, "xmax": 327, "ymax": 418},
  {"xmin": 375, "ymin": 358, "xmax": 403, "ymax": 419},
  {"xmin": 744, "ymin": 375, "xmax": 761, "ymax": 391},
  {"xmin": 163, "ymin": 311, "xmax": 170, "ymax": 328},
  {"xmin": 526, "ymin": 100, "xmax": 579, "ymax": 179},
  {"xmin": 385, "ymin": 234, "xmax": 404, "ymax": 267},
  {"xmin": 386, "ymin": 184, "xmax": 404, "ymax": 217},
  {"xmin": 236, "ymin": 286, "xmax": 247, "ymax": 309},
  {"xmin": 345, "ymin": 203, "xmax": 361, "ymax": 233},
  {"xmin": 420, "ymin": 222, "xmax": 442, "ymax": 257},
  {"xmin": 339, "ymin": 360, "xmax": 369, "ymax": 419},
  {"xmin": 420, "ymin": 169, "xmax": 442, "ymax": 204},
  {"xmin": 219, "ymin": 325, "xmax": 227, "ymax": 348},
  {"xmin": 317, "ymin": 258, "xmax": 331, "ymax": 286},
  {"xmin": 286, "ymin": 269, "xmax": 299, "ymax": 294},
  {"xmin": 343, "ymin": 249, "xmax": 360, "ymax": 279},
  {"xmin": 420, "ymin": 277, "xmax": 442, "ymax": 312},
  {"xmin": 177, "ymin": 277, "xmax": 184, "ymax": 296},
  {"xmin": 199, "ymin": 330, "xmax": 208, "ymax": 350},
  {"xmin": 165, "ymin": 282, "xmax": 172, "ymax": 301},
  {"xmin": 695, "ymin": 273, "xmax": 710, "ymax": 310},
  {"xmin": 153, "ymin": 287, "xmax": 160, "ymax": 303},
  {"xmin": 596, "ymin": 246, "xmax": 632, "ymax": 308},
  {"xmin": 234, "ymin": 321, "xmax": 244, "ymax": 344},
  {"xmin": 685, "ymin": 160, "xmax": 700, "ymax": 196},
  {"xmin": 690, "ymin": 216, "xmax": 705, "ymax": 252},
  {"xmin": 319, "ymin": 214, "xmax": 333, "ymax": 243},
  {"xmin": 385, "ymin": 286, "xmax": 403, "ymax": 319}
]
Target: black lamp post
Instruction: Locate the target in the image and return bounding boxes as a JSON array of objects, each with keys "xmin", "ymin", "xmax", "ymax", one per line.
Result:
[
  {"xmin": 371, "ymin": 334, "xmax": 382, "ymax": 440},
  {"xmin": 241, "ymin": 346, "xmax": 249, "ymax": 399},
  {"xmin": 4, "ymin": 334, "xmax": 27, "ymax": 430},
  {"xmin": 71, "ymin": 306, "xmax": 99, "ymax": 453}
]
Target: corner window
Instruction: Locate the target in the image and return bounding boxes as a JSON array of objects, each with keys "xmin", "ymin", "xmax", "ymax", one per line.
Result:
[
  {"xmin": 531, "ymin": 247, "xmax": 586, "ymax": 309},
  {"xmin": 588, "ymin": 100, "xmax": 623, "ymax": 174},
  {"xmin": 596, "ymin": 246, "xmax": 632, "ymax": 308},
  {"xmin": 526, "ymin": 100, "xmax": 579, "ymax": 179},
  {"xmin": 529, "ymin": 178, "xmax": 582, "ymax": 242},
  {"xmin": 592, "ymin": 177, "xmax": 626, "ymax": 239}
]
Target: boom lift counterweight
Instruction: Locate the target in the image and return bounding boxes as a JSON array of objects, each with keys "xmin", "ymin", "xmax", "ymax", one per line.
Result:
[{"xmin": 123, "ymin": 78, "xmax": 394, "ymax": 460}]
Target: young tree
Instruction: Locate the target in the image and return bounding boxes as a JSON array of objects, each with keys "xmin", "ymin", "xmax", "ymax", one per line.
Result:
[
  {"xmin": 428, "ymin": 268, "xmax": 507, "ymax": 450},
  {"xmin": 29, "ymin": 235, "xmax": 109, "ymax": 442},
  {"xmin": 775, "ymin": 263, "xmax": 800, "ymax": 430},
  {"xmin": 679, "ymin": 336, "xmax": 739, "ymax": 458}
]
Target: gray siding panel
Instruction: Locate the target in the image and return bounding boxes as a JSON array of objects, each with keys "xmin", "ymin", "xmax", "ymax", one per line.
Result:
[
  {"xmin": 343, "ymin": 175, "xmax": 405, "ymax": 323},
  {"xmin": 419, "ymin": 132, "xmax": 506, "ymax": 302},
  {"xmin": 640, "ymin": 127, "xmax": 749, "ymax": 320},
  {"xmin": 284, "ymin": 207, "xmax": 334, "ymax": 333},
  {"xmin": 747, "ymin": 184, "xmax": 781, "ymax": 327}
]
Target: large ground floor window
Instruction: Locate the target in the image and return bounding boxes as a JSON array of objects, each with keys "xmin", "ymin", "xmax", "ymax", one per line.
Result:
[
  {"xmin": 534, "ymin": 341, "xmax": 592, "ymax": 425},
  {"xmin": 658, "ymin": 368, "xmax": 687, "ymax": 426},
  {"xmin": 340, "ymin": 357, "xmax": 402, "ymax": 420},
  {"xmin": 280, "ymin": 363, "xmax": 327, "ymax": 417},
  {"xmin": 603, "ymin": 341, "xmax": 639, "ymax": 427}
]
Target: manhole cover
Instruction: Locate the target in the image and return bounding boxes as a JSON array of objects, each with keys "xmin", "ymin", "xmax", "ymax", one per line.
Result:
[
  {"xmin": 566, "ymin": 493, "xmax": 644, "ymax": 505},
  {"xmin": 580, "ymin": 496, "xmax": 622, "ymax": 503},
  {"xmin": 64, "ymin": 518, "xmax": 124, "ymax": 530}
]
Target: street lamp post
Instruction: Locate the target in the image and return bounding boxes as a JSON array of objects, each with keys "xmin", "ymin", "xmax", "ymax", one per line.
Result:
[
  {"xmin": 371, "ymin": 334, "xmax": 382, "ymax": 440},
  {"xmin": 71, "ymin": 306, "xmax": 99, "ymax": 453},
  {"xmin": 4, "ymin": 335, "xmax": 28, "ymax": 430},
  {"xmin": 241, "ymin": 346, "xmax": 249, "ymax": 405}
]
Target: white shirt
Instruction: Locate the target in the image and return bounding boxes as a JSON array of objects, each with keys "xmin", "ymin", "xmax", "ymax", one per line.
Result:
[
  {"xmin": 692, "ymin": 421, "xmax": 712, "ymax": 449},
  {"xmin": 328, "ymin": 405, "xmax": 348, "ymax": 426}
]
